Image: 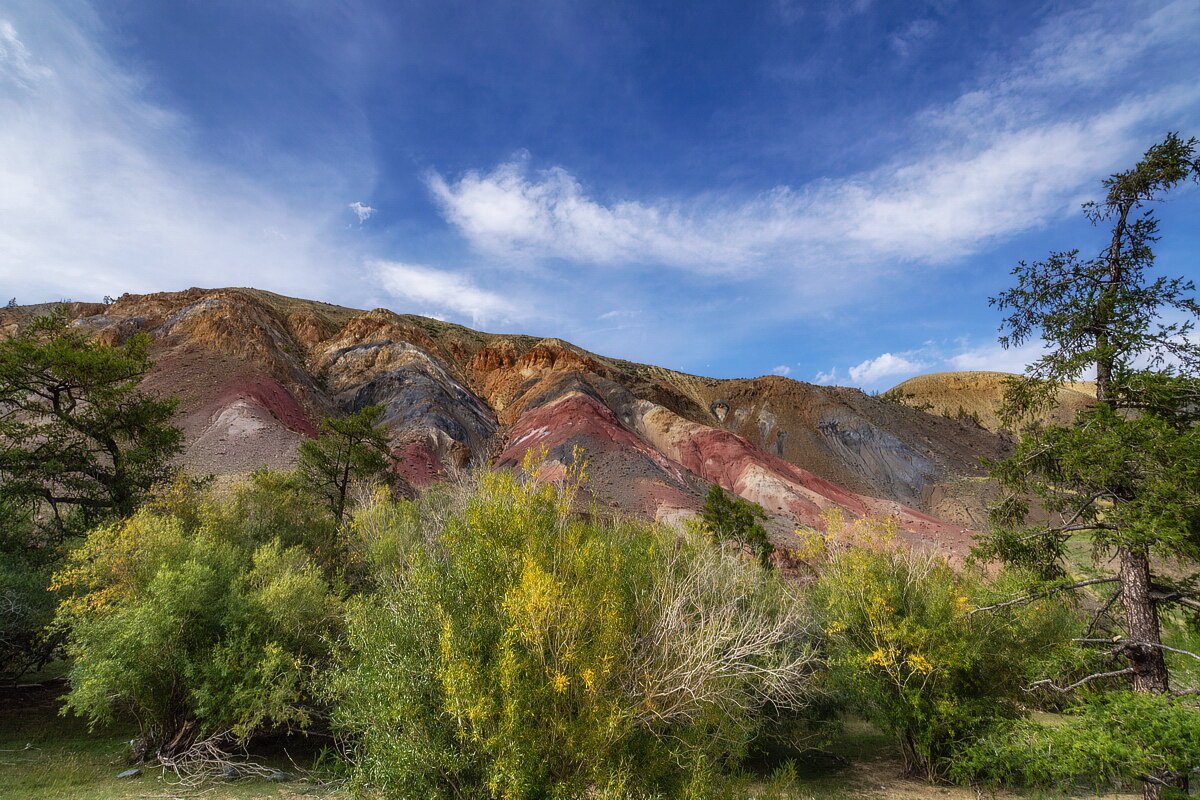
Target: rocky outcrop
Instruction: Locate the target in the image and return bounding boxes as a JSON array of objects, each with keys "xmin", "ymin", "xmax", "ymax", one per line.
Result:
[{"xmin": 0, "ymin": 287, "xmax": 1013, "ymax": 557}]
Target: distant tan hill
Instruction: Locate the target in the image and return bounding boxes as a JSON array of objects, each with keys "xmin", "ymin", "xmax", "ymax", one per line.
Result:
[{"xmin": 887, "ymin": 371, "xmax": 1095, "ymax": 433}]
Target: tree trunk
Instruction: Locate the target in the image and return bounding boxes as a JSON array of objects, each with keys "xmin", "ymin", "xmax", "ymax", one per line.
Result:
[
  {"xmin": 1118, "ymin": 546, "xmax": 1177, "ymax": 800},
  {"xmin": 1119, "ymin": 546, "xmax": 1169, "ymax": 693}
]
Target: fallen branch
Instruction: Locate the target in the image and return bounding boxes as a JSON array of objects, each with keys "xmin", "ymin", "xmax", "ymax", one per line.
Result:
[{"xmin": 156, "ymin": 736, "xmax": 278, "ymax": 788}]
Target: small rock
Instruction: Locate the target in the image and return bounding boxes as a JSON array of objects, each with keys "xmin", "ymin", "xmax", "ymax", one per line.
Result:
[
  {"xmin": 268, "ymin": 771, "xmax": 291, "ymax": 782},
  {"xmin": 116, "ymin": 768, "xmax": 141, "ymax": 779},
  {"xmin": 222, "ymin": 764, "xmax": 239, "ymax": 779}
]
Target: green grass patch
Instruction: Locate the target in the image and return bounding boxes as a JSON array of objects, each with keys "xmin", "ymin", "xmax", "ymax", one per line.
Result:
[{"xmin": 0, "ymin": 689, "xmax": 343, "ymax": 800}]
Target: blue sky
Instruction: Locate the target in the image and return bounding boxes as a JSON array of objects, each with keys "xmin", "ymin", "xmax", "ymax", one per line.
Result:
[{"xmin": 1, "ymin": 0, "xmax": 1198, "ymax": 390}]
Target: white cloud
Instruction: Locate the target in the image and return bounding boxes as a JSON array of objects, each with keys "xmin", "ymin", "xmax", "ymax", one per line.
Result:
[
  {"xmin": 814, "ymin": 368, "xmax": 840, "ymax": 385},
  {"xmin": 428, "ymin": 2, "xmax": 1199, "ymax": 281},
  {"xmin": 946, "ymin": 341, "xmax": 1047, "ymax": 374},
  {"xmin": 848, "ymin": 353, "xmax": 931, "ymax": 386},
  {"xmin": 771, "ymin": 364, "xmax": 792, "ymax": 376},
  {"xmin": 348, "ymin": 201, "xmax": 375, "ymax": 223},
  {"xmin": 371, "ymin": 260, "xmax": 515, "ymax": 324},
  {"xmin": 0, "ymin": 6, "xmax": 371, "ymax": 305},
  {"xmin": 0, "ymin": 19, "xmax": 51, "ymax": 87},
  {"xmin": 818, "ymin": 339, "xmax": 1055, "ymax": 391}
]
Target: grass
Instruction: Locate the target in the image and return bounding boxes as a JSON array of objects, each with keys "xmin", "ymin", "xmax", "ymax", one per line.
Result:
[
  {"xmin": 1, "ymin": 690, "xmax": 1149, "ymax": 800},
  {"xmin": 0, "ymin": 686, "xmax": 345, "ymax": 800}
]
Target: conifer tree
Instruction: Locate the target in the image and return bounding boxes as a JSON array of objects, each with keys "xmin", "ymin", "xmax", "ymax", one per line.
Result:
[
  {"xmin": 979, "ymin": 133, "xmax": 1200, "ymax": 799},
  {"xmin": 0, "ymin": 309, "xmax": 182, "ymax": 534},
  {"xmin": 296, "ymin": 405, "xmax": 393, "ymax": 522}
]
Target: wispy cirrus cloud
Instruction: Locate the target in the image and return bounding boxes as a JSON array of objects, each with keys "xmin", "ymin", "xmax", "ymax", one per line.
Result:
[
  {"xmin": 370, "ymin": 260, "xmax": 517, "ymax": 325},
  {"xmin": 428, "ymin": 1, "xmax": 1199, "ymax": 285},
  {"xmin": 0, "ymin": 4, "xmax": 371, "ymax": 306}
]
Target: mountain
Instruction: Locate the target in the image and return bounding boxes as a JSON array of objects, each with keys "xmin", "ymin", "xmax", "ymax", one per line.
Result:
[
  {"xmin": 1, "ymin": 288, "xmax": 1012, "ymax": 557},
  {"xmin": 888, "ymin": 371, "xmax": 1095, "ymax": 433}
]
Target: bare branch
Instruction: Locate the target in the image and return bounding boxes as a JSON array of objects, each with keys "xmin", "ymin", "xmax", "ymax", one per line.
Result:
[
  {"xmin": 1075, "ymin": 638, "xmax": 1200, "ymax": 662},
  {"xmin": 1027, "ymin": 666, "xmax": 1137, "ymax": 693},
  {"xmin": 971, "ymin": 577, "xmax": 1118, "ymax": 615},
  {"xmin": 1083, "ymin": 588, "xmax": 1122, "ymax": 638},
  {"xmin": 1150, "ymin": 590, "xmax": 1200, "ymax": 612}
]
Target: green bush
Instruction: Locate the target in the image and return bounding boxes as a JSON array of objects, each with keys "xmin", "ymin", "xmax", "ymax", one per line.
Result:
[
  {"xmin": 953, "ymin": 692, "xmax": 1200, "ymax": 795},
  {"xmin": 699, "ymin": 484, "xmax": 772, "ymax": 567},
  {"xmin": 51, "ymin": 474, "xmax": 342, "ymax": 759},
  {"xmin": 806, "ymin": 512, "xmax": 1076, "ymax": 781},
  {"xmin": 329, "ymin": 463, "xmax": 819, "ymax": 800}
]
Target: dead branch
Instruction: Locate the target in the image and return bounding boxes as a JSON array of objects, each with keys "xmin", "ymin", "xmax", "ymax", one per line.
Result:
[
  {"xmin": 1027, "ymin": 666, "xmax": 1137, "ymax": 693},
  {"xmin": 155, "ymin": 735, "xmax": 280, "ymax": 787},
  {"xmin": 971, "ymin": 576, "xmax": 1119, "ymax": 614},
  {"xmin": 1083, "ymin": 588, "xmax": 1122, "ymax": 638}
]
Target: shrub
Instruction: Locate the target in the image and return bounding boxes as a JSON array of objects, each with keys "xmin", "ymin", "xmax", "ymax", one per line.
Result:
[
  {"xmin": 51, "ymin": 475, "xmax": 342, "ymax": 759},
  {"xmin": 952, "ymin": 692, "xmax": 1200, "ymax": 795},
  {"xmin": 699, "ymin": 484, "xmax": 772, "ymax": 567},
  {"xmin": 1, "ymin": 498, "xmax": 65, "ymax": 682},
  {"xmin": 806, "ymin": 512, "xmax": 1075, "ymax": 781},
  {"xmin": 329, "ymin": 463, "xmax": 819, "ymax": 800}
]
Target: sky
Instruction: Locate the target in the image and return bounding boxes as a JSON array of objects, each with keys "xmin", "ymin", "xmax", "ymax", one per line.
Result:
[{"xmin": 1, "ymin": 0, "xmax": 1198, "ymax": 391}]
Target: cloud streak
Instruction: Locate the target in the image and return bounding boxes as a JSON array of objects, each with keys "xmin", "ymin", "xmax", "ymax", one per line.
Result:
[
  {"xmin": 0, "ymin": 5, "xmax": 369, "ymax": 306},
  {"xmin": 371, "ymin": 260, "xmax": 516, "ymax": 325},
  {"xmin": 428, "ymin": 1, "xmax": 1199, "ymax": 283}
]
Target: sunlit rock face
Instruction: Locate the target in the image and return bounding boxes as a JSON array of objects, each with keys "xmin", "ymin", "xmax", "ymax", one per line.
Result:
[{"xmin": 2, "ymin": 287, "xmax": 1012, "ymax": 558}]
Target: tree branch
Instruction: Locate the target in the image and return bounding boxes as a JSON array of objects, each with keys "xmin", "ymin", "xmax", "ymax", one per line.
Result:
[
  {"xmin": 971, "ymin": 577, "xmax": 1119, "ymax": 614},
  {"xmin": 1027, "ymin": 666, "xmax": 1137, "ymax": 694}
]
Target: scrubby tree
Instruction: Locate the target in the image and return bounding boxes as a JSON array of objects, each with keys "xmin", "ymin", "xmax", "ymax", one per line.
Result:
[
  {"xmin": 808, "ymin": 513, "xmax": 1074, "ymax": 780},
  {"xmin": 0, "ymin": 309, "xmax": 182, "ymax": 535},
  {"xmin": 979, "ymin": 133, "xmax": 1200, "ymax": 798},
  {"xmin": 53, "ymin": 475, "xmax": 342, "ymax": 760},
  {"xmin": 700, "ymin": 484, "xmax": 773, "ymax": 567},
  {"xmin": 297, "ymin": 405, "xmax": 392, "ymax": 522},
  {"xmin": 330, "ymin": 465, "xmax": 817, "ymax": 800}
]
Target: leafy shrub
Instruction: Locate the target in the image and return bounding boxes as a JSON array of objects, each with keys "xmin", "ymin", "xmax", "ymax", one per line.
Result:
[
  {"xmin": 699, "ymin": 484, "xmax": 772, "ymax": 567},
  {"xmin": 329, "ymin": 462, "xmax": 819, "ymax": 800},
  {"xmin": 806, "ymin": 511, "xmax": 1075, "ymax": 781},
  {"xmin": 1, "ymin": 498, "xmax": 64, "ymax": 681},
  {"xmin": 952, "ymin": 692, "xmax": 1200, "ymax": 795},
  {"xmin": 51, "ymin": 474, "xmax": 342, "ymax": 758}
]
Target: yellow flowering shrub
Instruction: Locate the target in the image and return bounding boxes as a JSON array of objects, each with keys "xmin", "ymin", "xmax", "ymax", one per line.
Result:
[
  {"xmin": 808, "ymin": 514, "xmax": 1075, "ymax": 781},
  {"xmin": 329, "ymin": 464, "xmax": 819, "ymax": 800}
]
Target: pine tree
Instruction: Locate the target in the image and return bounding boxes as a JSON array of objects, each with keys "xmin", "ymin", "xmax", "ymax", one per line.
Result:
[
  {"xmin": 700, "ymin": 484, "xmax": 773, "ymax": 567},
  {"xmin": 0, "ymin": 309, "xmax": 182, "ymax": 534},
  {"xmin": 979, "ymin": 133, "xmax": 1200, "ymax": 799},
  {"xmin": 296, "ymin": 405, "xmax": 393, "ymax": 522}
]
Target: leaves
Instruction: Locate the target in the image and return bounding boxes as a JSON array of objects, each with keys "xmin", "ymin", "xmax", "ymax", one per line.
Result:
[{"xmin": 0, "ymin": 308, "xmax": 182, "ymax": 534}]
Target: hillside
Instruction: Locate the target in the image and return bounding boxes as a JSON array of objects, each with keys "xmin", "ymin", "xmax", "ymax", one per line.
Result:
[
  {"xmin": 888, "ymin": 371, "xmax": 1095, "ymax": 433},
  {"xmin": 0, "ymin": 288, "xmax": 1012, "ymax": 556}
]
